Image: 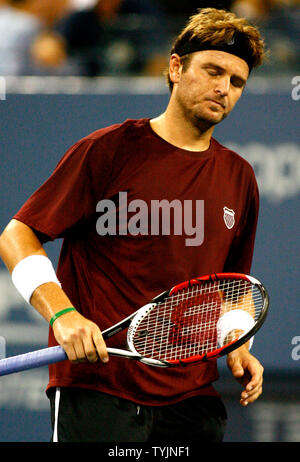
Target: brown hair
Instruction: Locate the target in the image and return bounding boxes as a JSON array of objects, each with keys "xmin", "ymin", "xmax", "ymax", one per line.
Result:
[{"xmin": 165, "ymin": 8, "xmax": 266, "ymax": 92}]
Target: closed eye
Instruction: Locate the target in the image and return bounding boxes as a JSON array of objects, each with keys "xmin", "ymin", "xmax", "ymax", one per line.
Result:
[
  {"xmin": 206, "ymin": 68, "xmax": 220, "ymax": 77},
  {"xmin": 203, "ymin": 64, "xmax": 246, "ymax": 88},
  {"xmin": 231, "ymin": 77, "xmax": 246, "ymax": 88}
]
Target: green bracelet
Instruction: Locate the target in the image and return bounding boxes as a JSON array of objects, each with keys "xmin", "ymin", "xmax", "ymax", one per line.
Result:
[{"xmin": 50, "ymin": 307, "xmax": 76, "ymax": 327}]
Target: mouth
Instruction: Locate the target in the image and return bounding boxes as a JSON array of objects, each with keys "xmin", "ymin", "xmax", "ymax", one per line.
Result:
[{"xmin": 207, "ymin": 99, "xmax": 225, "ymax": 109}]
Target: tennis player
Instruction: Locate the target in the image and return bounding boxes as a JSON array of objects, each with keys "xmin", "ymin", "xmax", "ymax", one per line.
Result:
[{"xmin": 0, "ymin": 8, "xmax": 266, "ymax": 442}]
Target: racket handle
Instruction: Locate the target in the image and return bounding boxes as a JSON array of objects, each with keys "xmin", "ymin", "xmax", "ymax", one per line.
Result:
[{"xmin": 0, "ymin": 346, "xmax": 67, "ymax": 376}]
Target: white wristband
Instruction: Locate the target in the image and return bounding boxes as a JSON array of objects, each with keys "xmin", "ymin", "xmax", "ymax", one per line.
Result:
[
  {"xmin": 217, "ymin": 309, "xmax": 255, "ymax": 350},
  {"xmin": 11, "ymin": 255, "xmax": 61, "ymax": 304}
]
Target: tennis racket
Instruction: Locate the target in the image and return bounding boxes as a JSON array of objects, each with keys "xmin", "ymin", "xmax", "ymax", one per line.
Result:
[{"xmin": 0, "ymin": 272, "xmax": 269, "ymax": 375}]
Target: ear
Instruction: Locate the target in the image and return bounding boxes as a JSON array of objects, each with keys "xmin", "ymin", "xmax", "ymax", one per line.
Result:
[{"xmin": 169, "ymin": 54, "xmax": 182, "ymax": 86}]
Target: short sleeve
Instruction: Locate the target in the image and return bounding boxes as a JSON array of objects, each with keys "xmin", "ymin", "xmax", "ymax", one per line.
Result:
[{"xmin": 14, "ymin": 137, "xmax": 112, "ymax": 242}]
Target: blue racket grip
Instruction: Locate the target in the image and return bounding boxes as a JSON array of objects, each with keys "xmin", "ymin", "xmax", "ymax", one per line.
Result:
[{"xmin": 0, "ymin": 346, "xmax": 67, "ymax": 376}]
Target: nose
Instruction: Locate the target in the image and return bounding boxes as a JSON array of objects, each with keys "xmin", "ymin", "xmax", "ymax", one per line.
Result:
[{"xmin": 214, "ymin": 76, "xmax": 230, "ymax": 96}]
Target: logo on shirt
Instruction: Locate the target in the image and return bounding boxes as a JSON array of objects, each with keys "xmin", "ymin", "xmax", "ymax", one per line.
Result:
[{"xmin": 223, "ymin": 207, "xmax": 235, "ymax": 229}]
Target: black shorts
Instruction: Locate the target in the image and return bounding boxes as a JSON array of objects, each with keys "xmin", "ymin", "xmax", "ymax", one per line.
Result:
[{"xmin": 48, "ymin": 387, "xmax": 227, "ymax": 443}]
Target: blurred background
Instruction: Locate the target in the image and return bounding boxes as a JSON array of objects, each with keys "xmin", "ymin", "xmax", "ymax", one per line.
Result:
[{"xmin": 0, "ymin": 0, "xmax": 299, "ymax": 442}]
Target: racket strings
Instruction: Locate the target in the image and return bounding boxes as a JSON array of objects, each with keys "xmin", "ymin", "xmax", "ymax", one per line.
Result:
[{"xmin": 132, "ymin": 279, "xmax": 263, "ymax": 361}]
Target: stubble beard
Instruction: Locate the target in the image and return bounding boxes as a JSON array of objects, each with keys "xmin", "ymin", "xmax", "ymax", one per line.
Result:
[
  {"xmin": 193, "ymin": 107, "xmax": 228, "ymax": 132},
  {"xmin": 176, "ymin": 92, "xmax": 227, "ymax": 134}
]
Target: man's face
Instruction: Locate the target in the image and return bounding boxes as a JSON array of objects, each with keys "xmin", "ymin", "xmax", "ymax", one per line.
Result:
[{"xmin": 170, "ymin": 50, "xmax": 249, "ymax": 128}]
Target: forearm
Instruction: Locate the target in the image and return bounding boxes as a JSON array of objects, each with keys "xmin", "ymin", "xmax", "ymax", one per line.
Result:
[
  {"xmin": 30, "ymin": 282, "xmax": 75, "ymax": 323},
  {"xmin": 0, "ymin": 219, "xmax": 108, "ymax": 363},
  {"xmin": 0, "ymin": 219, "xmax": 72, "ymax": 321}
]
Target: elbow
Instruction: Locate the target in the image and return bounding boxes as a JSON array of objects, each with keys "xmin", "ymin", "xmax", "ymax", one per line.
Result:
[
  {"xmin": 0, "ymin": 219, "xmax": 46, "ymax": 273},
  {"xmin": 0, "ymin": 219, "xmax": 18, "ymax": 263},
  {"xmin": 0, "ymin": 219, "xmax": 34, "ymax": 271},
  {"xmin": 0, "ymin": 222, "xmax": 11, "ymax": 259}
]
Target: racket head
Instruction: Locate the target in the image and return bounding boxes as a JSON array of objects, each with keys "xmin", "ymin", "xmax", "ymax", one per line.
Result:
[{"xmin": 127, "ymin": 273, "xmax": 269, "ymax": 367}]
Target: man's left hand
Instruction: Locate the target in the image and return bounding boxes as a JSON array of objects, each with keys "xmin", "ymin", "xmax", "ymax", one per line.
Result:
[{"xmin": 226, "ymin": 346, "xmax": 264, "ymax": 406}]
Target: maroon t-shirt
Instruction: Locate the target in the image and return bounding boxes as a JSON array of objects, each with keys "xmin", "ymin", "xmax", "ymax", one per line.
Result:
[{"xmin": 14, "ymin": 118, "xmax": 259, "ymax": 405}]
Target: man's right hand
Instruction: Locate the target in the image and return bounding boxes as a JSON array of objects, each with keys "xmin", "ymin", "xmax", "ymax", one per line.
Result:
[{"xmin": 51, "ymin": 308, "xmax": 109, "ymax": 364}]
